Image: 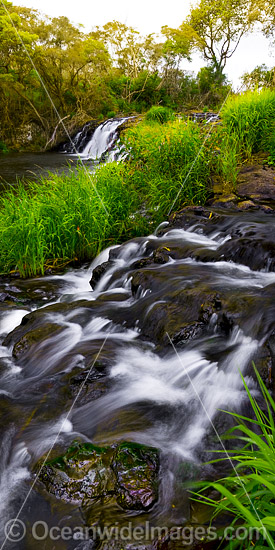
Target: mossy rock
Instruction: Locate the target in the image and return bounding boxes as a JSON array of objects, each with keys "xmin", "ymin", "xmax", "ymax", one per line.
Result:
[
  {"xmin": 112, "ymin": 442, "xmax": 159, "ymax": 510},
  {"xmin": 39, "ymin": 441, "xmax": 159, "ymax": 512},
  {"xmin": 12, "ymin": 323, "xmax": 63, "ymax": 359}
]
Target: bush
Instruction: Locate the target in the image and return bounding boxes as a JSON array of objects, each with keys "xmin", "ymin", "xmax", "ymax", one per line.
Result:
[{"xmin": 145, "ymin": 105, "xmax": 175, "ymax": 124}]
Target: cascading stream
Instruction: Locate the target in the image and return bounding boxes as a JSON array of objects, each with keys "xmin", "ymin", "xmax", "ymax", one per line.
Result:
[
  {"xmin": 62, "ymin": 117, "xmax": 132, "ymax": 161},
  {"xmin": 0, "ymin": 196, "xmax": 274, "ymax": 547}
]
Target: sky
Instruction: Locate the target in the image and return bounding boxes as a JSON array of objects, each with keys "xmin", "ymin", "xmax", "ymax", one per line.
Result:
[{"xmin": 19, "ymin": 0, "xmax": 275, "ymax": 88}]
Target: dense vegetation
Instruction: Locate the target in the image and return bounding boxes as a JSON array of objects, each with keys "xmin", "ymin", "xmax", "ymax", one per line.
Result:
[
  {"xmin": 0, "ymin": 116, "xmax": 212, "ymax": 277},
  {"xmin": 1, "ymin": 0, "xmax": 275, "ymax": 150},
  {"xmin": 0, "ymin": 89, "xmax": 275, "ymax": 277}
]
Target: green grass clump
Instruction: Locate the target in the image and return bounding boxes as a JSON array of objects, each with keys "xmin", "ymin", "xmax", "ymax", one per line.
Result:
[
  {"xmin": 0, "ymin": 163, "xmax": 145, "ymax": 277},
  {"xmin": 145, "ymin": 105, "xmax": 175, "ymax": 124},
  {"xmin": 221, "ymin": 89, "xmax": 275, "ymax": 160},
  {"xmin": 193, "ymin": 366, "xmax": 275, "ymax": 549},
  {"xmin": 123, "ymin": 118, "xmax": 211, "ymax": 223}
]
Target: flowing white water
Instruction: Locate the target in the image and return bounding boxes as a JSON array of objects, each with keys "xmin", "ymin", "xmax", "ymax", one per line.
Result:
[
  {"xmin": 0, "ymin": 202, "xmax": 274, "ymax": 544},
  {"xmin": 79, "ymin": 118, "xmax": 131, "ymax": 160},
  {"xmin": 0, "ymin": 310, "xmax": 28, "ymax": 337},
  {"xmin": 71, "ymin": 329, "xmax": 258, "ymax": 459},
  {"xmin": 0, "ymin": 430, "xmax": 31, "ymax": 532}
]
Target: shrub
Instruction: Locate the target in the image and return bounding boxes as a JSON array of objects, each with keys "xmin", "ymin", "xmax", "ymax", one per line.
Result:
[{"xmin": 145, "ymin": 105, "xmax": 175, "ymax": 124}]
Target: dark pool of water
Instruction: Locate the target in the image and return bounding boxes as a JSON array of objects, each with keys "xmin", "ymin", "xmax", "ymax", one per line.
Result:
[{"xmin": 0, "ymin": 152, "xmax": 94, "ymax": 188}]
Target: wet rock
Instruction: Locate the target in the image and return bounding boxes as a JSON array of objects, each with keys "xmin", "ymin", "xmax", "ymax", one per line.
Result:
[
  {"xmin": 3, "ymin": 302, "xmax": 72, "ymax": 349},
  {"xmin": 40, "ymin": 442, "xmax": 115, "ymax": 506},
  {"xmin": 89, "ymin": 262, "xmax": 111, "ymax": 290},
  {"xmin": 165, "ymin": 206, "xmax": 220, "ymax": 233},
  {"xmin": 12, "ymin": 323, "xmax": 63, "ymax": 359},
  {"xmin": 153, "ymin": 248, "xmax": 171, "ymax": 264},
  {"xmin": 217, "ymin": 235, "xmax": 275, "ymax": 271},
  {"xmin": 131, "ymin": 257, "xmax": 154, "ymax": 270},
  {"xmin": 134, "ymin": 285, "xmax": 236, "ymax": 347},
  {"xmin": 171, "ymin": 323, "xmax": 205, "ymax": 346},
  {"xmin": 0, "ymin": 292, "xmax": 17, "ymax": 303},
  {"xmin": 39, "ymin": 441, "xmax": 159, "ymax": 512},
  {"xmin": 237, "ymin": 200, "xmax": 260, "ymax": 210},
  {"xmin": 211, "ymin": 194, "xmax": 238, "ymax": 209},
  {"xmin": 68, "ymin": 361, "xmax": 111, "ymax": 405},
  {"xmin": 164, "ymin": 206, "xmax": 275, "ymax": 272},
  {"xmin": 112, "ymin": 443, "xmax": 159, "ymax": 510},
  {"xmin": 0, "ymin": 275, "xmax": 67, "ymax": 307}
]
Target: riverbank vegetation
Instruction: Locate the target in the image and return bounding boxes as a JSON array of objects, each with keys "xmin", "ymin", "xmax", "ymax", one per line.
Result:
[
  {"xmin": 1, "ymin": 89, "xmax": 275, "ymax": 277},
  {"xmin": 1, "ymin": 0, "xmax": 275, "ymax": 150},
  {"xmin": 193, "ymin": 367, "xmax": 275, "ymax": 549},
  {"xmin": 0, "ymin": 117, "xmax": 212, "ymax": 277}
]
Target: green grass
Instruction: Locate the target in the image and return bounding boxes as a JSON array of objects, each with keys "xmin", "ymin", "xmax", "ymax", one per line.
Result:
[
  {"xmin": 0, "ymin": 118, "xmax": 213, "ymax": 277},
  {"xmin": 0, "ymin": 164, "xmax": 146, "ymax": 277},
  {"xmin": 221, "ymin": 89, "xmax": 275, "ymax": 160},
  {"xmin": 192, "ymin": 366, "xmax": 275, "ymax": 549},
  {"xmin": 123, "ymin": 118, "xmax": 212, "ymax": 223},
  {"xmin": 145, "ymin": 105, "xmax": 175, "ymax": 124}
]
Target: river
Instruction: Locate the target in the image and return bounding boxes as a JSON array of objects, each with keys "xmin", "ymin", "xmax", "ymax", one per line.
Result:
[{"xmin": 0, "ymin": 120, "xmax": 274, "ymax": 550}]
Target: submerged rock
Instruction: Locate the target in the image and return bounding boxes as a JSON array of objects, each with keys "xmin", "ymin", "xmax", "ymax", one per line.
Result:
[
  {"xmin": 39, "ymin": 441, "xmax": 159, "ymax": 512},
  {"xmin": 12, "ymin": 323, "xmax": 63, "ymax": 359},
  {"xmin": 112, "ymin": 442, "xmax": 159, "ymax": 510}
]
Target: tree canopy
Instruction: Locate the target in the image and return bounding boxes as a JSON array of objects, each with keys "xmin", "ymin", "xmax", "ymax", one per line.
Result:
[
  {"xmin": 0, "ymin": 0, "xmax": 274, "ymax": 150},
  {"xmin": 163, "ymin": 0, "xmax": 260, "ymax": 76}
]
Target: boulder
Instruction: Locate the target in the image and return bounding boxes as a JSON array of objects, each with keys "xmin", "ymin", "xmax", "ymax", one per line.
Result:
[{"xmin": 39, "ymin": 441, "xmax": 159, "ymax": 512}]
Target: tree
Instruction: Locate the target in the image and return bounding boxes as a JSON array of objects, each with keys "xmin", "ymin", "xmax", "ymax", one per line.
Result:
[
  {"xmin": 241, "ymin": 64, "xmax": 275, "ymax": 90},
  {"xmin": 91, "ymin": 21, "xmax": 164, "ymax": 106},
  {"xmin": 0, "ymin": 1, "xmax": 43, "ymax": 144},
  {"xmin": 166, "ymin": 0, "xmax": 259, "ymax": 78}
]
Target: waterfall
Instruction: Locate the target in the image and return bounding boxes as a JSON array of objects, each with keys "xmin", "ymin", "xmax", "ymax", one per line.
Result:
[{"xmin": 61, "ymin": 117, "xmax": 133, "ymax": 161}]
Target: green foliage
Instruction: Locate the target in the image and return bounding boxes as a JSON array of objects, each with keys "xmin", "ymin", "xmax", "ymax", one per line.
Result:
[
  {"xmin": 106, "ymin": 111, "xmax": 116, "ymax": 119},
  {"xmin": 123, "ymin": 118, "xmax": 211, "ymax": 222},
  {"xmin": 192, "ymin": 366, "xmax": 275, "ymax": 549},
  {"xmin": 242, "ymin": 64, "xmax": 275, "ymax": 91},
  {"xmin": 0, "ymin": 119, "xmax": 214, "ymax": 276},
  {"xmin": 0, "ymin": 164, "xmax": 145, "ymax": 277},
  {"xmin": 221, "ymin": 89, "xmax": 275, "ymax": 159},
  {"xmin": 207, "ymin": 125, "xmax": 239, "ymax": 188},
  {"xmin": 197, "ymin": 66, "xmax": 231, "ymax": 107},
  {"xmin": 145, "ymin": 105, "xmax": 175, "ymax": 123},
  {"xmin": 162, "ymin": 0, "xmax": 260, "ymax": 80},
  {"xmin": 1, "ymin": 0, "xmax": 264, "ymax": 151},
  {"xmin": 0, "ymin": 141, "xmax": 9, "ymax": 153}
]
